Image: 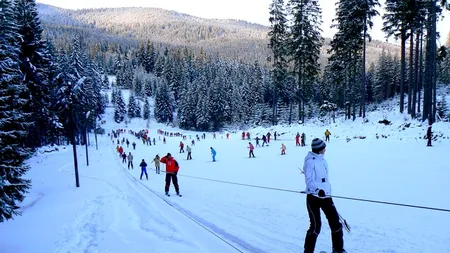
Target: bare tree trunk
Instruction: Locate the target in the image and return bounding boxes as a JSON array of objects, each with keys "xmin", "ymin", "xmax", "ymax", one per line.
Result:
[
  {"xmin": 408, "ymin": 28, "xmax": 414, "ymax": 114},
  {"xmin": 412, "ymin": 29, "xmax": 420, "ymax": 118},
  {"xmin": 361, "ymin": 18, "xmax": 367, "ymax": 118},
  {"xmin": 400, "ymin": 29, "xmax": 406, "ymax": 113}
]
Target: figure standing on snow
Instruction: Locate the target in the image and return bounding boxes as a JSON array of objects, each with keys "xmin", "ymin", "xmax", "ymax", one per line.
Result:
[
  {"xmin": 152, "ymin": 154, "xmax": 161, "ymax": 174},
  {"xmin": 255, "ymin": 136, "xmax": 260, "ymax": 147},
  {"xmin": 296, "ymin": 133, "xmax": 301, "ymax": 146},
  {"xmin": 325, "ymin": 129, "xmax": 331, "ymax": 142},
  {"xmin": 127, "ymin": 152, "xmax": 134, "ymax": 169},
  {"xmin": 121, "ymin": 152, "xmax": 127, "ymax": 163},
  {"xmin": 302, "ymin": 138, "xmax": 346, "ymax": 253},
  {"xmin": 301, "ymin": 133, "xmax": 306, "ymax": 147},
  {"xmin": 179, "ymin": 141, "xmax": 185, "ymax": 153},
  {"xmin": 139, "ymin": 159, "xmax": 148, "ymax": 180},
  {"xmin": 261, "ymin": 135, "xmax": 267, "ymax": 147},
  {"xmin": 160, "ymin": 153, "xmax": 180, "ymax": 196},
  {"xmin": 248, "ymin": 142, "xmax": 255, "ymax": 158},
  {"xmin": 210, "ymin": 147, "xmax": 217, "ymax": 162},
  {"xmin": 427, "ymin": 125, "xmax": 432, "ymax": 147},
  {"xmin": 132, "ymin": 142, "xmax": 136, "ymax": 150},
  {"xmin": 186, "ymin": 145, "xmax": 192, "ymax": 160},
  {"xmin": 281, "ymin": 143, "xmax": 286, "ymax": 155}
]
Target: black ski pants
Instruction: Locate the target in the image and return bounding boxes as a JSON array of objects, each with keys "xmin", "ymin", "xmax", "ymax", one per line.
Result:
[
  {"xmin": 249, "ymin": 150, "xmax": 255, "ymax": 158},
  {"xmin": 165, "ymin": 173, "xmax": 180, "ymax": 194},
  {"xmin": 304, "ymin": 194, "xmax": 344, "ymax": 253}
]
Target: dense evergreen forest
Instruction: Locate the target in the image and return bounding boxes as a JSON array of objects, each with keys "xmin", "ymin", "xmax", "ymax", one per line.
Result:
[{"xmin": 1, "ymin": 0, "xmax": 449, "ymax": 221}]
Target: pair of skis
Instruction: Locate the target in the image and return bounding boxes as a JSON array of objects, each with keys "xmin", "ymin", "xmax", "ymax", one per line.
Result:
[{"xmin": 165, "ymin": 193, "xmax": 182, "ymax": 197}]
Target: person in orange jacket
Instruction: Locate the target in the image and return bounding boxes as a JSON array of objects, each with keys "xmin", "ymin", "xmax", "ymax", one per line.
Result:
[{"xmin": 160, "ymin": 153, "xmax": 181, "ymax": 196}]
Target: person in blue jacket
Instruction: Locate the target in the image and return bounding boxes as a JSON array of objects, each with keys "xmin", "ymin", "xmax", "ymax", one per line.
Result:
[{"xmin": 210, "ymin": 147, "xmax": 216, "ymax": 162}]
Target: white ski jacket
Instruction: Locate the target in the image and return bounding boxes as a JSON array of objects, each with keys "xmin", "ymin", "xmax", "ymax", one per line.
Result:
[{"xmin": 303, "ymin": 151, "xmax": 331, "ymax": 198}]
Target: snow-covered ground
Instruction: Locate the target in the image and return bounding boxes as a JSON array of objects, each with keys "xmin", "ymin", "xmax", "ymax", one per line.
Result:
[{"xmin": 1, "ymin": 93, "xmax": 449, "ymax": 253}]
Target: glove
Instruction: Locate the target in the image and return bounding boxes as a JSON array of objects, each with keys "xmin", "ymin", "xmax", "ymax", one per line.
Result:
[{"xmin": 318, "ymin": 189, "xmax": 326, "ymax": 197}]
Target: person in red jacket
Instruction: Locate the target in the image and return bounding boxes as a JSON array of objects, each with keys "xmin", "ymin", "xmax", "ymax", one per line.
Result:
[{"xmin": 160, "ymin": 153, "xmax": 180, "ymax": 196}]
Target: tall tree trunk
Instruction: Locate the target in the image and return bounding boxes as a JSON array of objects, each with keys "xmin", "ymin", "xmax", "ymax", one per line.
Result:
[
  {"xmin": 431, "ymin": 0, "xmax": 437, "ymax": 123},
  {"xmin": 361, "ymin": 18, "xmax": 367, "ymax": 118},
  {"xmin": 412, "ymin": 29, "xmax": 420, "ymax": 118},
  {"xmin": 418, "ymin": 27, "xmax": 423, "ymax": 113},
  {"xmin": 400, "ymin": 29, "xmax": 406, "ymax": 113},
  {"xmin": 408, "ymin": 28, "xmax": 414, "ymax": 114}
]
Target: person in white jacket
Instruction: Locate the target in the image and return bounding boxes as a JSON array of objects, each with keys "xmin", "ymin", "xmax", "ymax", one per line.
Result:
[{"xmin": 302, "ymin": 138, "xmax": 346, "ymax": 253}]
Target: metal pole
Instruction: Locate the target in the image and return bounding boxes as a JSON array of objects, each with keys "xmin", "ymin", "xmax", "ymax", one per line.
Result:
[
  {"xmin": 85, "ymin": 126, "xmax": 89, "ymax": 166},
  {"xmin": 71, "ymin": 110, "xmax": 80, "ymax": 187}
]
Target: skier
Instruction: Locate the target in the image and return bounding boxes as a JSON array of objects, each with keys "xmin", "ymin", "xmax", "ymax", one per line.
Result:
[
  {"xmin": 210, "ymin": 147, "xmax": 216, "ymax": 162},
  {"xmin": 179, "ymin": 141, "xmax": 185, "ymax": 153},
  {"xmin": 302, "ymin": 138, "xmax": 346, "ymax": 253},
  {"xmin": 153, "ymin": 138, "xmax": 156, "ymax": 145},
  {"xmin": 186, "ymin": 145, "xmax": 192, "ymax": 160},
  {"xmin": 266, "ymin": 132, "xmax": 271, "ymax": 143},
  {"xmin": 139, "ymin": 159, "xmax": 148, "ymax": 180},
  {"xmin": 226, "ymin": 133, "xmax": 230, "ymax": 139},
  {"xmin": 427, "ymin": 125, "xmax": 432, "ymax": 147},
  {"xmin": 191, "ymin": 139, "xmax": 195, "ymax": 146},
  {"xmin": 132, "ymin": 142, "xmax": 136, "ymax": 150},
  {"xmin": 296, "ymin": 133, "xmax": 301, "ymax": 146},
  {"xmin": 118, "ymin": 146, "xmax": 123, "ymax": 157},
  {"xmin": 152, "ymin": 154, "xmax": 161, "ymax": 174},
  {"xmin": 281, "ymin": 143, "xmax": 286, "ymax": 155},
  {"xmin": 248, "ymin": 142, "xmax": 255, "ymax": 158},
  {"xmin": 261, "ymin": 134, "xmax": 267, "ymax": 147},
  {"xmin": 301, "ymin": 133, "xmax": 306, "ymax": 147},
  {"xmin": 274, "ymin": 131, "xmax": 277, "ymax": 141},
  {"xmin": 163, "ymin": 137, "xmax": 166, "ymax": 144},
  {"xmin": 246, "ymin": 132, "xmax": 250, "ymax": 140},
  {"xmin": 325, "ymin": 129, "xmax": 331, "ymax": 142},
  {"xmin": 241, "ymin": 131, "xmax": 245, "ymax": 140},
  {"xmin": 127, "ymin": 152, "xmax": 134, "ymax": 169},
  {"xmin": 255, "ymin": 136, "xmax": 260, "ymax": 147},
  {"xmin": 126, "ymin": 139, "xmax": 130, "ymax": 148},
  {"xmin": 160, "ymin": 153, "xmax": 181, "ymax": 196},
  {"xmin": 121, "ymin": 152, "xmax": 127, "ymax": 163}
]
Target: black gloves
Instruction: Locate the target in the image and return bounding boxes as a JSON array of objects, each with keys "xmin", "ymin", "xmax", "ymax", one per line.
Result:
[{"xmin": 318, "ymin": 189, "xmax": 326, "ymax": 197}]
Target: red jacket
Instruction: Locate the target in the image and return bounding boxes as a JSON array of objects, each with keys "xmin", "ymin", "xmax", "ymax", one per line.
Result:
[{"xmin": 160, "ymin": 156, "xmax": 179, "ymax": 173}]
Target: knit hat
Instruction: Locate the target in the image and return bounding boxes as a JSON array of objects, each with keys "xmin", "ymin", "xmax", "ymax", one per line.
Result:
[{"xmin": 311, "ymin": 138, "xmax": 326, "ymax": 153}]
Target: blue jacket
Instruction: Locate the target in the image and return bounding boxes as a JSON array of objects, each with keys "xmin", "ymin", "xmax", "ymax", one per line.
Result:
[{"xmin": 211, "ymin": 148, "xmax": 216, "ymax": 155}]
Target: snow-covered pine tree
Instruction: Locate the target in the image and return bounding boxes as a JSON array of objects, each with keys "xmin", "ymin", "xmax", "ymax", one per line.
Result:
[
  {"xmin": 268, "ymin": 0, "xmax": 289, "ymax": 125},
  {"xmin": 127, "ymin": 93, "xmax": 138, "ymax": 119},
  {"xmin": 153, "ymin": 79, "xmax": 174, "ymax": 123},
  {"xmin": 437, "ymin": 95, "xmax": 449, "ymax": 120},
  {"xmin": 15, "ymin": 0, "xmax": 53, "ymax": 147},
  {"xmin": 114, "ymin": 90, "xmax": 126, "ymax": 123},
  {"xmin": 0, "ymin": 0, "xmax": 32, "ymax": 222},
  {"xmin": 143, "ymin": 98, "xmax": 150, "ymax": 120},
  {"xmin": 288, "ymin": 0, "xmax": 323, "ymax": 123}
]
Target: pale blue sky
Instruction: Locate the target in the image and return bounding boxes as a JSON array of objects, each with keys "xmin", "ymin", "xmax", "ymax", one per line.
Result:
[{"xmin": 36, "ymin": 0, "xmax": 449, "ymax": 45}]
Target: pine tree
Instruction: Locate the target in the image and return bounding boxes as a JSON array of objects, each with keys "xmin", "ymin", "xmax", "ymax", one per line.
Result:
[
  {"xmin": 154, "ymin": 80, "xmax": 174, "ymax": 123},
  {"xmin": 268, "ymin": 0, "xmax": 290, "ymax": 125},
  {"xmin": 114, "ymin": 90, "xmax": 126, "ymax": 123},
  {"xmin": 0, "ymin": 0, "xmax": 32, "ymax": 222},
  {"xmin": 143, "ymin": 98, "xmax": 150, "ymax": 120},
  {"xmin": 15, "ymin": 0, "xmax": 53, "ymax": 147},
  {"xmin": 127, "ymin": 93, "xmax": 137, "ymax": 118},
  {"xmin": 288, "ymin": 0, "xmax": 323, "ymax": 122}
]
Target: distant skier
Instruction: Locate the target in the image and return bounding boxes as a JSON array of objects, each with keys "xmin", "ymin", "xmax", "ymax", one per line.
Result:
[
  {"xmin": 126, "ymin": 139, "xmax": 130, "ymax": 148},
  {"xmin": 160, "ymin": 153, "xmax": 181, "ymax": 196},
  {"xmin": 191, "ymin": 139, "xmax": 195, "ymax": 146},
  {"xmin": 179, "ymin": 141, "xmax": 185, "ymax": 153},
  {"xmin": 210, "ymin": 147, "xmax": 217, "ymax": 162},
  {"xmin": 255, "ymin": 136, "xmax": 260, "ymax": 147},
  {"xmin": 266, "ymin": 132, "xmax": 271, "ymax": 143},
  {"xmin": 226, "ymin": 133, "xmax": 230, "ymax": 139},
  {"xmin": 153, "ymin": 138, "xmax": 156, "ymax": 145},
  {"xmin": 132, "ymin": 142, "xmax": 136, "ymax": 150},
  {"xmin": 139, "ymin": 159, "xmax": 148, "ymax": 180},
  {"xmin": 427, "ymin": 125, "xmax": 432, "ymax": 147},
  {"xmin": 248, "ymin": 142, "xmax": 255, "ymax": 158},
  {"xmin": 274, "ymin": 131, "xmax": 277, "ymax": 141},
  {"xmin": 152, "ymin": 154, "xmax": 161, "ymax": 174},
  {"xmin": 163, "ymin": 137, "xmax": 166, "ymax": 144},
  {"xmin": 186, "ymin": 145, "xmax": 192, "ymax": 160},
  {"xmin": 127, "ymin": 152, "xmax": 134, "ymax": 169},
  {"xmin": 281, "ymin": 143, "xmax": 286, "ymax": 155},
  {"xmin": 325, "ymin": 129, "xmax": 331, "ymax": 142},
  {"xmin": 301, "ymin": 133, "xmax": 306, "ymax": 147},
  {"xmin": 121, "ymin": 152, "xmax": 127, "ymax": 163},
  {"xmin": 261, "ymin": 135, "xmax": 267, "ymax": 147},
  {"xmin": 296, "ymin": 133, "xmax": 301, "ymax": 146},
  {"xmin": 302, "ymin": 138, "xmax": 346, "ymax": 253}
]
